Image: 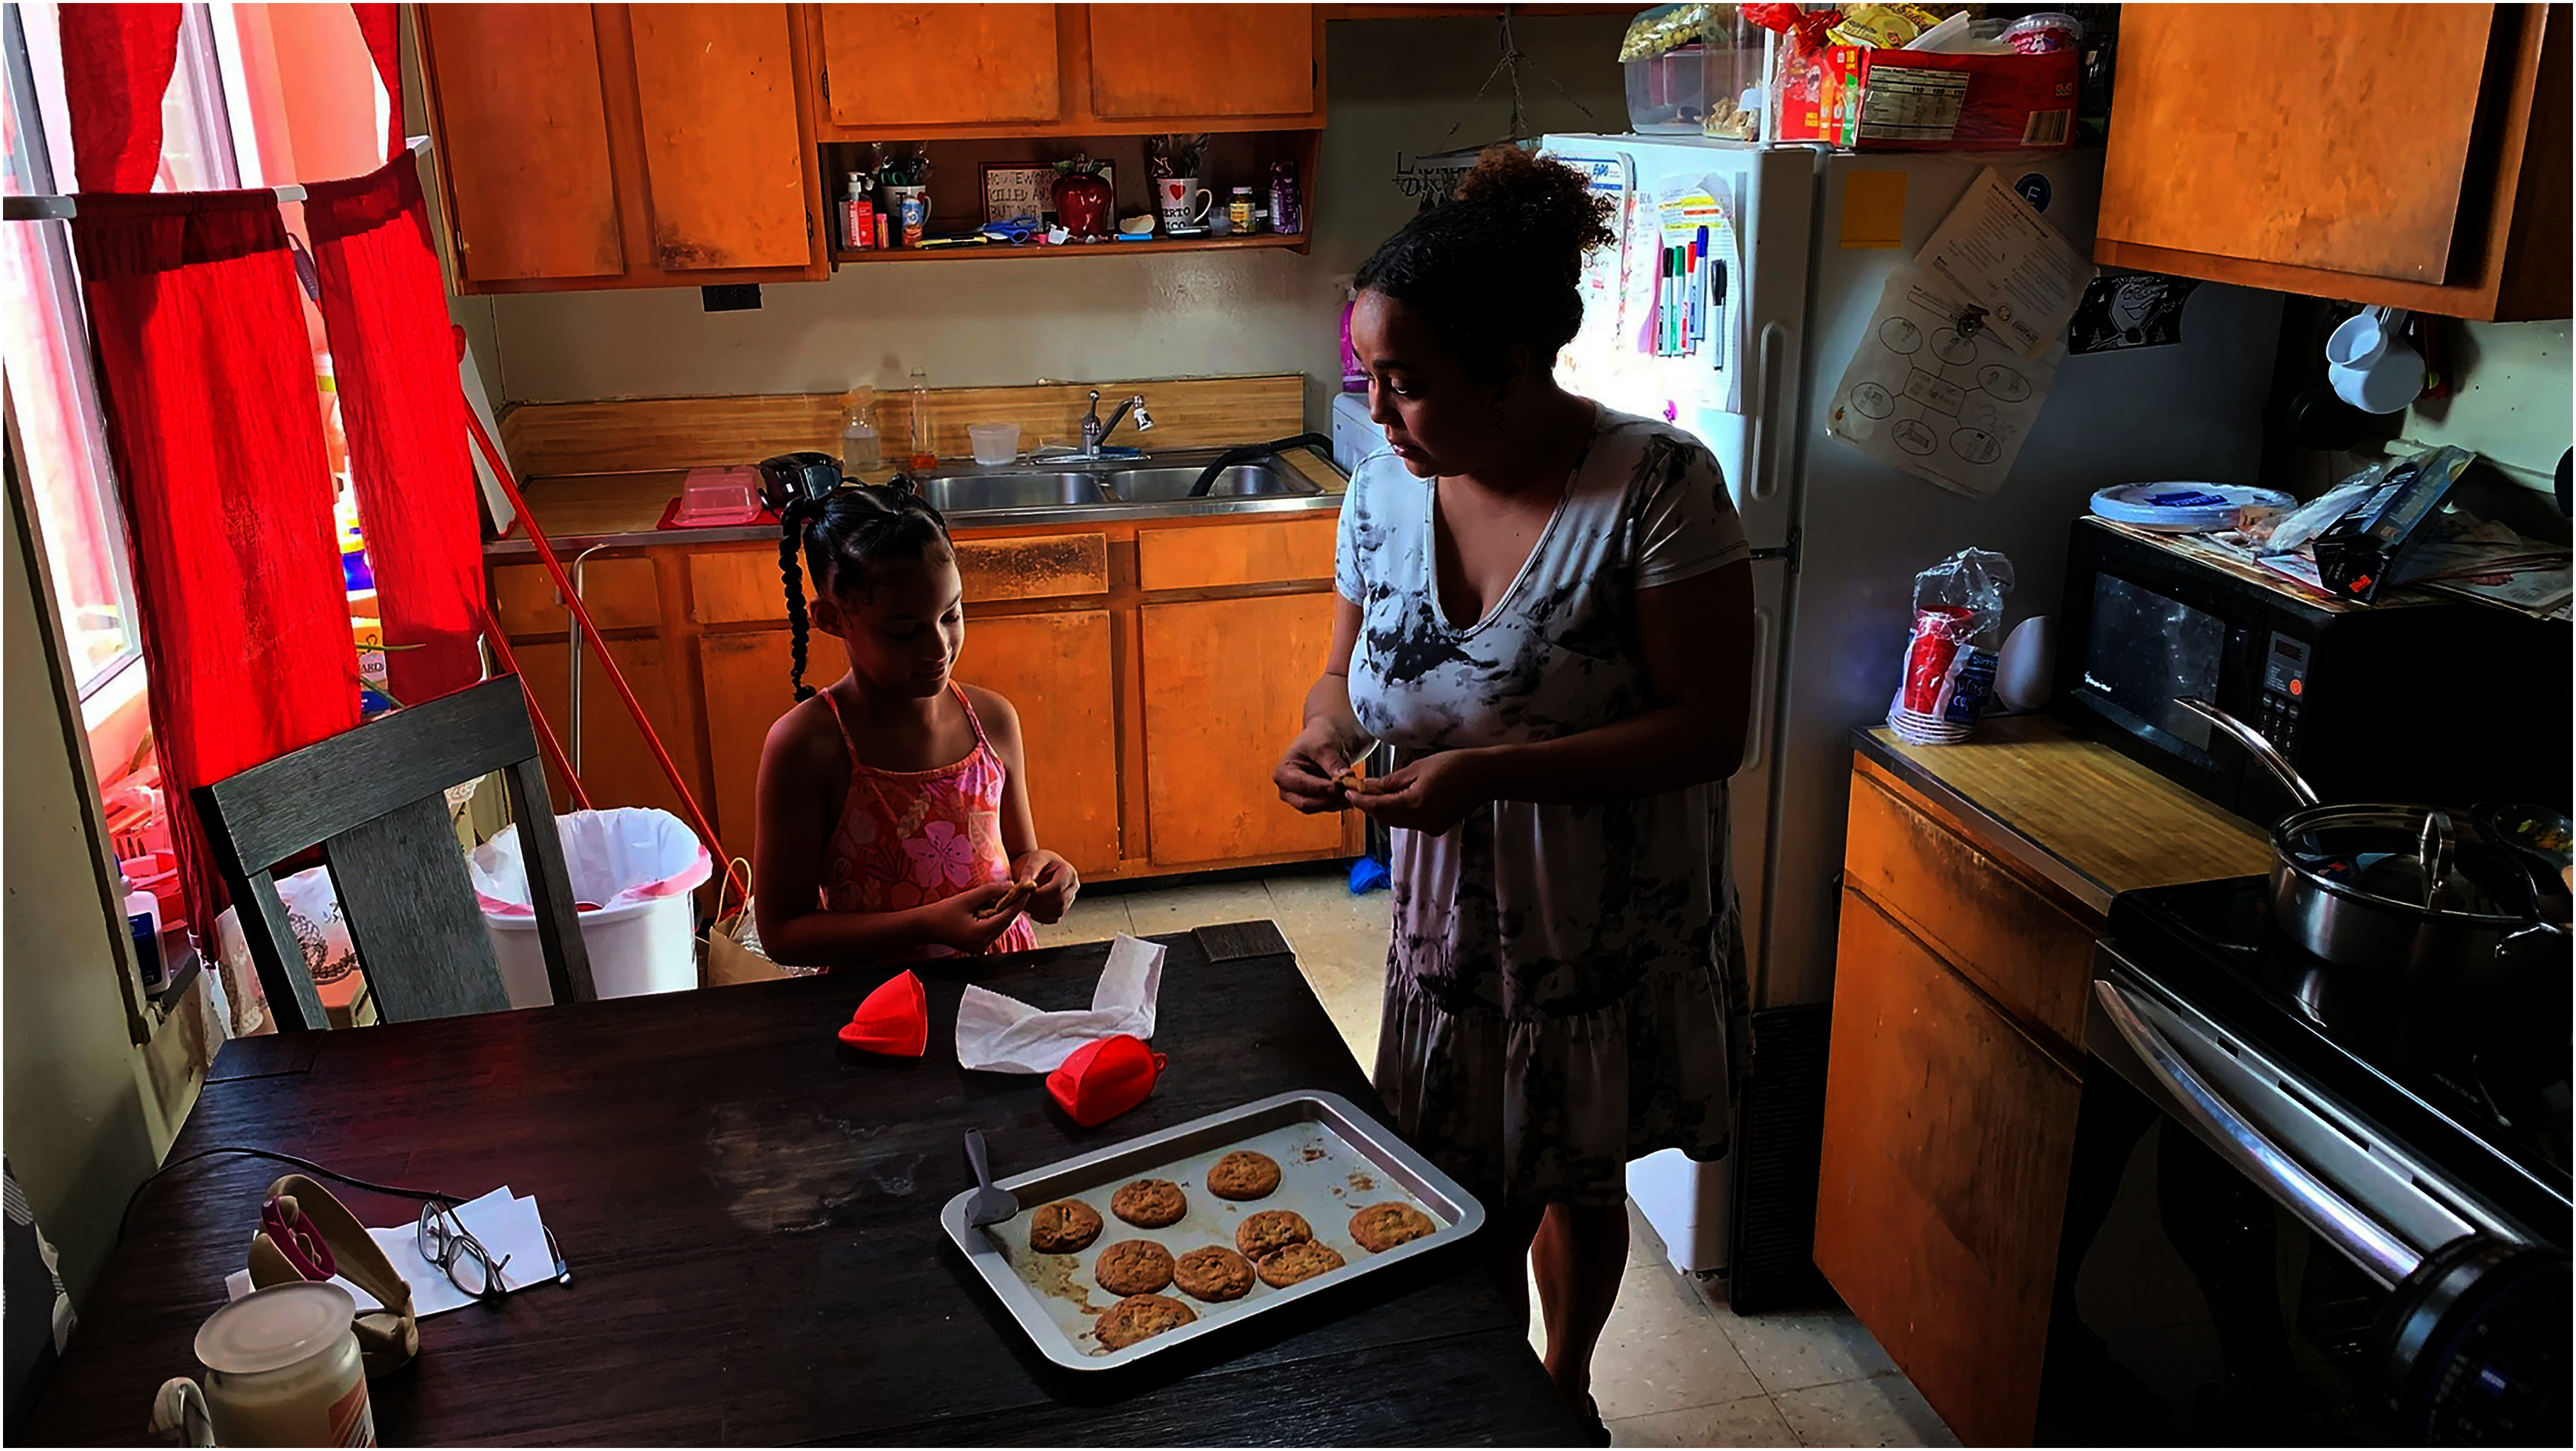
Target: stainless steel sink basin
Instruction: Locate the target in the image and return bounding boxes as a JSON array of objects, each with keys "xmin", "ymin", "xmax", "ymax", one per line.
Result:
[
  {"xmin": 1106, "ymin": 462, "xmax": 1321, "ymax": 503},
  {"xmin": 914, "ymin": 472, "xmax": 1109, "ymax": 513}
]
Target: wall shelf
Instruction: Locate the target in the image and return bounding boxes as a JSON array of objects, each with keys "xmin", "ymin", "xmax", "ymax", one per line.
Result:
[{"xmin": 831, "ymin": 233, "xmax": 1308, "ymax": 265}]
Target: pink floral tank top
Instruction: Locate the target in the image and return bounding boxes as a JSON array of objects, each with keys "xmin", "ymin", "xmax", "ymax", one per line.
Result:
[{"xmin": 817, "ymin": 686, "xmax": 1034, "ymax": 959}]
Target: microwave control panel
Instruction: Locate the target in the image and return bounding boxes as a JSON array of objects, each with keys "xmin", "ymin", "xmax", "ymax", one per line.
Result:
[{"xmin": 2256, "ymin": 631, "xmax": 2311, "ymax": 754}]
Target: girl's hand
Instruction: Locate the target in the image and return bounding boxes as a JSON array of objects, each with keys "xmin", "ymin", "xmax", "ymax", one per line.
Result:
[
  {"xmin": 1275, "ymin": 720, "xmax": 1362, "ymax": 814},
  {"xmin": 1015, "ymin": 850, "xmax": 1081, "ymax": 924},
  {"xmin": 928, "ymin": 881, "xmax": 1023, "ymax": 953},
  {"xmin": 1351, "ymin": 750, "xmax": 1491, "ymax": 836}
]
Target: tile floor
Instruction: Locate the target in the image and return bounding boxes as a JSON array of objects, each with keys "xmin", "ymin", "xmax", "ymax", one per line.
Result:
[{"xmin": 1038, "ymin": 865, "xmax": 1961, "ymax": 1449}]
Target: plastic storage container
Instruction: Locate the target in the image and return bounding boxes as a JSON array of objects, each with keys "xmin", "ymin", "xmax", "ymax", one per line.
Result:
[
  {"xmin": 674, "ymin": 466, "xmax": 763, "ymax": 527},
  {"xmin": 967, "ymin": 422, "xmax": 1021, "ymax": 465},
  {"xmin": 1624, "ymin": 32, "xmax": 1763, "ymax": 139},
  {"xmin": 469, "ymin": 808, "xmax": 713, "ymax": 1005}
]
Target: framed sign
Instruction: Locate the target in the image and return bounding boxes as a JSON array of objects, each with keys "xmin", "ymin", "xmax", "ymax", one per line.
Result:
[{"xmin": 981, "ymin": 162, "xmax": 1115, "ymax": 226}]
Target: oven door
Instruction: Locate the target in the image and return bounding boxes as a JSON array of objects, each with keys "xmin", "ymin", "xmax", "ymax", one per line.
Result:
[{"xmin": 2036, "ymin": 948, "xmax": 2512, "ymax": 1446}]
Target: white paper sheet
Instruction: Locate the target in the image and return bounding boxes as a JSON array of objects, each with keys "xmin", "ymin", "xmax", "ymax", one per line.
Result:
[
  {"xmin": 224, "ymin": 1187, "xmax": 562, "ymax": 1319},
  {"xmin": 955, "ymin": 933, "xmax": 1163, "ymax": 1074},
  {"xmin": 1917, "ymin": 167, "xmax": 2093, "ymax": 361},
  {"xmin": 1826, "ymin": 265, "xmax": 2062, "ymax": 498}
]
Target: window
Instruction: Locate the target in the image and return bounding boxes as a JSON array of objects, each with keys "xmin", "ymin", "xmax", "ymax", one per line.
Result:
[{"xmin": 3, "ymin": 1, "xmax": 244, "ymax": 719}]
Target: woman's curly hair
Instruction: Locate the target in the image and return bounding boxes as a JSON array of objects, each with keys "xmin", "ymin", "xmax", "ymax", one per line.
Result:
[{"xmin": 1354, "ymin": 144, "xmax": 1616, "ymax": 379}]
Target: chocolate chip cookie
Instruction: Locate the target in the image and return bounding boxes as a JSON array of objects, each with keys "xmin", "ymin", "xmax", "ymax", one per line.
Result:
[
  {"xmin": 1027, "ymin": 1199, "xmax": 1103, "ymax": 1254},
  {"xmin": 1348, "ymin": 1202, "xmax": 1437, "ymax": 1252},
  {"xmin": 1234, "ymin": 1208, "xmax": 1312, "ymax": 1260},
  {"xmin": 1206, "ymin": 1149, "xmax": 1282, "ymax": 1201},
  {"xmin": 1095, "ymin": 1293, "xmax": 1196, "ymax": 1350},
  {"xmin": 1171, "ymin": 1245, "xmax": 1255, "ymax": 1303},
  {"xmin": 1110, "ymin": 1177, "xmax": 1187, "ymax": 1228},
  {"xmin": 1094, "ymin": 1238, "xmax": 1175, "ymax": 1296},
  {"xmin": 1255, "ymin": 1240, "xmax": 1345, "ymax": 1288}
]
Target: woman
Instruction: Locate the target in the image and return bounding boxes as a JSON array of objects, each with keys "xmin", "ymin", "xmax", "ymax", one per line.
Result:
[{"xmin": 1274, "ymin": 147, "xmax": 1756, "ymax": 1431}]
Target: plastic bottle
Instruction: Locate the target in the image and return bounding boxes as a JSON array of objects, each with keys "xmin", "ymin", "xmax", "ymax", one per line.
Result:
[
  {"xmin": 840, "ymin": 172, "xmax": 875, "ymax": 250},
  {"xmin": 1227, "ymin": 186, "xmax": 1257, "ymax": 234},
  {"xmin": 122, "ymin": 865, "xmax": 166, "ymax": 994},
  {"xmin": 841, "ymin": 385, "xmax": 882, "ymax": 471},
  {"xmin": 908, "ymin": 368, "xmax": 937, "ymax": 470}
]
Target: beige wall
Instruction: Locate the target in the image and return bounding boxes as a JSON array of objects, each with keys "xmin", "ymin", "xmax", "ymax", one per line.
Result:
[
  {"xmin": 475, "ymin": 15, "xmax": 1632, "ymax": 425},
  {"xmin": 2400, "ymin": 320, "xmax": 2572, "ymax": 495},
  {"xmin": 4, "ymin": 473, "xmax": 209, "ymax": 1307}
]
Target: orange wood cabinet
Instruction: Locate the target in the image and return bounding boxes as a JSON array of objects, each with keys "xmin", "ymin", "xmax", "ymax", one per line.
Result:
[
  {"xmin": 1813, "ymin": 765, "xmax": 2093, "ymax": 1447},
  {"xmin": 2096, "ymin": 3, "xmax": 2569, "ymax": 319},
  {"xmin": 418, "ymin": 3, "xmax": 831, "ymax": 294},
  {"xmin": 807, "ymin": 4, "xmax": 1324, "ymax": 140},
  {"xmin": 486, "ymin": 509, "xmax": 1358, "ymax": 886}
]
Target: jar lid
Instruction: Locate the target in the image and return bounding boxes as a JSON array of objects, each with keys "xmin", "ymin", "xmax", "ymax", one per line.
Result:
[
  {"xmin": 194, "ymin": 1282, "xmax": 354, "ymax": 1375},
  {"xmin": 1231, "ymin": 186, "xmax": 1254, "ymax": 195}
]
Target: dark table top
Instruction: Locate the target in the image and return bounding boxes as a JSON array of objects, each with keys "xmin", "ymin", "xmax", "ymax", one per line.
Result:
[{"xmin": 26, "ymin": 926, "xmax": 1579, "ymax": 1446}]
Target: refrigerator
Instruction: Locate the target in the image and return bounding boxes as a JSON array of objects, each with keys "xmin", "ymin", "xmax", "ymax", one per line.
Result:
[{"xmin": 1538, "ymin": 134, "xmax": 2284, "ymax": 1273}]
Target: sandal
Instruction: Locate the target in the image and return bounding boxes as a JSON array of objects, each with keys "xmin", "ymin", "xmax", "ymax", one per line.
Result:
[{"xmin": 246, "ymin": 1174, "xmax": 420, "ymax": 1377}]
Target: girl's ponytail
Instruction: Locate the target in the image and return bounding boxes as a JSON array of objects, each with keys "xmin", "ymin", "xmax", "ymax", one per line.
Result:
[{"xmin": 779, "ymin": 498, "xmax": 818, "ymax": 702}]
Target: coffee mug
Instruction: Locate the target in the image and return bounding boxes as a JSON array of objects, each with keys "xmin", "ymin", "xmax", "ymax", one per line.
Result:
[
  {"xmin": 879, "ymin": 185, "xmax": 929, "ymax": 248},
  {"xmin": 153, "ymin": 1284, "xmax": 376, "ymax": 1447},
  {"xmin": 1156, "ymin": 176, "xmax": 1212, "ymax": 229}
]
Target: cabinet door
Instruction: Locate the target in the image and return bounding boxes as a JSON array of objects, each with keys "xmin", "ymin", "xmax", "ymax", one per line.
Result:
[
  {"xmin": 628, "ymin": 4, "xmax": 817, "ymax": 272},
  {"xmin": 1087, "ymin": 4, "xmax": 1316, "ymax": 120},
  {"xmin": 420, "ymin": 5, "xmax": 624, "ymax": 283},
  {"xmin": 510, "ymin": 637, "xmax": 705, "ymax": 832},
  {"xmin": 1814, "ymin": 890, "xmax": 2081, "ymax": 1449},
  {"xmin": 1140, "ymin": 593, "xmax": 1342, "ymax": 865},
  {"xmin": 814, "ymin": 4, "xmax": 1062, "ymax": 128},
  {"xmin": 2099, "ymin": 5, "xmax": 2500, "ymax": 282},
  {"xmin": 957, "ymin": 611, "xmax": 1119, "ymax": 875},
  {"xmin": 699, "ymin": 632, "xmax": 798, "ymax": 868}
]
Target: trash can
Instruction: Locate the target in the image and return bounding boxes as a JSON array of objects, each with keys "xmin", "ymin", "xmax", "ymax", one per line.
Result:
[{"xmin": 469, "ymin": 808, "xmax": 713, "ymax": 1006}]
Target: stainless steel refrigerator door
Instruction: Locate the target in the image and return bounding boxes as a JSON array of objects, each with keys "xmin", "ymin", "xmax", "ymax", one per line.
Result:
[{"xmin": 1759, "ymin": 150, "xmax": 2283, "ymax": 1007}]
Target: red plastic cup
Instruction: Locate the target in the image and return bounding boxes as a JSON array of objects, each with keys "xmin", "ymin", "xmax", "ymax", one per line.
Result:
[{"xmin": 1901, "ymin": 606, "xmax": 1977, "ymax": 714}]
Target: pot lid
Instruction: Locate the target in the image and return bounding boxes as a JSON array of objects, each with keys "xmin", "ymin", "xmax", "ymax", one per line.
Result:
[{"xmin": 2280, "ymin": 806, "xmax": 2536, "ymax": 923}]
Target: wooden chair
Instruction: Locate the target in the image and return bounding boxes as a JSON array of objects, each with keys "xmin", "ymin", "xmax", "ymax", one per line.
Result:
[{"xmin": 194, "ymin": 676, "xmax": 595, "ymax": 1030}]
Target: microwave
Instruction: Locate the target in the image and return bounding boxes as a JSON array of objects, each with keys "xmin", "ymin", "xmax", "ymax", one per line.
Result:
[{"xmin": 2054, "ymin": 518, "xmax": 2571, "ymax": 820}]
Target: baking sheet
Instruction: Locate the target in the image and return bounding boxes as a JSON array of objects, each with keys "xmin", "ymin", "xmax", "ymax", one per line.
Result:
[{"xmin": 940, "ymin": 1091, "xmax": 1484, "ymax": 1371}]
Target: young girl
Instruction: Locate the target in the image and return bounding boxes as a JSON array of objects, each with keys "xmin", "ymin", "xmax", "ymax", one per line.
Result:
[{"xmin": 753, "ymin": 481, "xmax": 1079, "ymax": 968}]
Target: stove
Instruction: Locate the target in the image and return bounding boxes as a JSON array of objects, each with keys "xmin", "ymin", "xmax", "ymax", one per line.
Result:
[{"xmin": 2108, "ymin": 875, "xmax": 2572, "ymax": 1240}]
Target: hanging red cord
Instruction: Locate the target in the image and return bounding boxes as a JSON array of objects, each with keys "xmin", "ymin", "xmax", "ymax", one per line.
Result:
[{"xmin": 465, "ymin": 408, "xmax": 748, "ymax": 905}]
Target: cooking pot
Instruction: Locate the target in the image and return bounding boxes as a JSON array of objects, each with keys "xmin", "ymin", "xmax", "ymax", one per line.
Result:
[{"xmin": 2176, "ymin": 698, "xmax": 2568, "ymax": 988}]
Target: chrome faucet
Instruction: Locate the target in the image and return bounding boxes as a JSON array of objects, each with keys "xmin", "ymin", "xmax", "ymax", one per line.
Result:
[{"xmin": 1078, "ymin": 389, "xmax": 1153, "ymax": 457}]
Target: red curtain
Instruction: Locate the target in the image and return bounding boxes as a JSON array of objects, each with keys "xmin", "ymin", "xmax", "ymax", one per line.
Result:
[
  {"xmin": 350, "ymin": 3, "xmax": 403, "ymax": 159},
  {"xmin": 305, "ymin": 159, "xmax": 486, "ymax": 706},
  {"xmin": 72, "ymin": 192, "xmax": 360, "ymax": 935},
  {"xmin": 57, "ymin": 4, "xmax": 182, "ymax": 191}
]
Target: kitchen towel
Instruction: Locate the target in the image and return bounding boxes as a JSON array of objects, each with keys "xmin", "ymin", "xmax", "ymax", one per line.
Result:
[{"xmin": 955, "ymin": 934, "xmax": 1163, "ymax": 1073}]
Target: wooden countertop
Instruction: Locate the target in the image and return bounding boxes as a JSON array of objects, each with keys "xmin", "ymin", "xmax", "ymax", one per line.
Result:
[{"xmin": 1853, "ymin": 714, "xmax": 2274, "ymax": 917}]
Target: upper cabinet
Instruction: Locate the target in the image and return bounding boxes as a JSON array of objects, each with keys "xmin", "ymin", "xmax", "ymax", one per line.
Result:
[
  {"xmin": 1087, "ymin": 4, "xmax": 1318, "ymax": 122},
  {"xmin": 808, "ymin": 4, "xmax": 1324, "ymax": 139},
  {"xmin": 813, "ymin": 4, "xmax": 1064, "ymax": 129},
  {"xmin": 418, "ymin": 3, "xmax": 830, "ymax": 294},
  {"xmin": 2095, "ymin": 2, "xmax": 2569, "ymax": 320}
]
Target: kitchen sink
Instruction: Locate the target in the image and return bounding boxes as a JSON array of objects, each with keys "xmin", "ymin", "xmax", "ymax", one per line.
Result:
[
  {"xmin": 914, "ymin": 472, "xmax": 1109, "ymax": 513},
  {"xmin": 1106, "ymin": 463, "xmax": 1321, "ymax": 503}
]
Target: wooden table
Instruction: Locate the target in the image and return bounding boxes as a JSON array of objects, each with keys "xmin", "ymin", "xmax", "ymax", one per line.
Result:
[{"xmin": 26, "ymin": 928, "xmax": 1578, "ymax": 1446}]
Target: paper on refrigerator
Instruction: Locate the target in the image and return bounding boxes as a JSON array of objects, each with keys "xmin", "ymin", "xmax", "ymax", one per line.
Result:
[{"xmin": 1827, "ymin": 169, "xmax": 2090, "ymax": 498}]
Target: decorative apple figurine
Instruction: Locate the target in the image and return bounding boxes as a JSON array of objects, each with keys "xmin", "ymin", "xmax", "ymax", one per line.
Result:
[{"xmin": 1052, "ymin": 157, "xmax": 1114, "ymax": 241}]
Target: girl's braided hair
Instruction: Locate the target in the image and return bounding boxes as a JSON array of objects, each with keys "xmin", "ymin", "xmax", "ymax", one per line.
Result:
[
  {"xmin": 778, "ymin": 478, "xmax": 954, "ymax": 702},
  {"xmin": 1354, "ymin": 144, "xmax": 1615, "ymax": 379}
]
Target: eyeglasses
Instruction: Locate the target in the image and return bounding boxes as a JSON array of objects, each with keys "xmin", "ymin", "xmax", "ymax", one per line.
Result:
[{"xmin": 416, "ymin": 1199, "xmax": 513, "ymax": 1300}]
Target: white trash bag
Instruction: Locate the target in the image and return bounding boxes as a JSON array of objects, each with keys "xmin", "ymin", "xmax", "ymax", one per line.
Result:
[{"xmin": 469, "ymin": 808, "xmax": 712, "ymax": 1006}]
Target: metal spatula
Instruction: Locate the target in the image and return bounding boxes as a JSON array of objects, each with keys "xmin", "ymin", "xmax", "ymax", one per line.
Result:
[{"xmin": 962, "ymin": 1129, "xmax": 1017, "ymax": 1227}]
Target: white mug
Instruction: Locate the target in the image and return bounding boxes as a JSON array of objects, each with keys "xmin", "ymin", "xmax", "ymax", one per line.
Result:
[
  {"xmin": 153, "ymin": 1284, "xmax": 376, "ymax": 1447},
  {"xmin": 1156, "ymin": 176, "xmax": 1212, "ymax": 229},
  {"xmin": 2330, "ymin": 344, "xmax": 2425, "ymax": 414}
]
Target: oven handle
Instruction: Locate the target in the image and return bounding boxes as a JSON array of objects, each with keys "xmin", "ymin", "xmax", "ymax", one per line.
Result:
[{"xmin": 2093, "ymin": 978, "xmax": 2423, "ymax": 1288}]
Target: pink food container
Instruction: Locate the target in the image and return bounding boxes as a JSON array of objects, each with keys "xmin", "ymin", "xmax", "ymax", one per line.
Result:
[{"xmin": 673, "ymin": 466, "xmax": 764, "ymax": 527}]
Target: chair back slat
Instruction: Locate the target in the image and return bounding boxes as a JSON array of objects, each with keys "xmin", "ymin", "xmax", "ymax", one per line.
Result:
[
  {"xmin": 193, "ymin": 676, "xmax": 596, "ymax": 1030},
  {"xmin": 328, "ymin": 798, "xmax": 510, "ymax": 1019}
]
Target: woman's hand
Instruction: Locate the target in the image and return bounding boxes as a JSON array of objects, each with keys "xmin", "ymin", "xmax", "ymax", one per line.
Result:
[
  {"xmin": 1014, "ymin": 850, "xmax": 1081, "ymax": 924},
  {"xmin": 1351, "ymin": 749, "xmax": 1491, "ymax": 835},
  {"xmin": 1275, "ymin": 719, "xmax": 1364, "ymax": 815},
  {"xmin": 926, "ymin": 881, "xmax": 1024, "ymax": 953}
]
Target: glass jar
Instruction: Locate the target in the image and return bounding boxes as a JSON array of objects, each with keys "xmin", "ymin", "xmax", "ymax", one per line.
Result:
[{"xmin": 1227, "ymin": 187, "xmax": 1257, "ymax": 234}]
